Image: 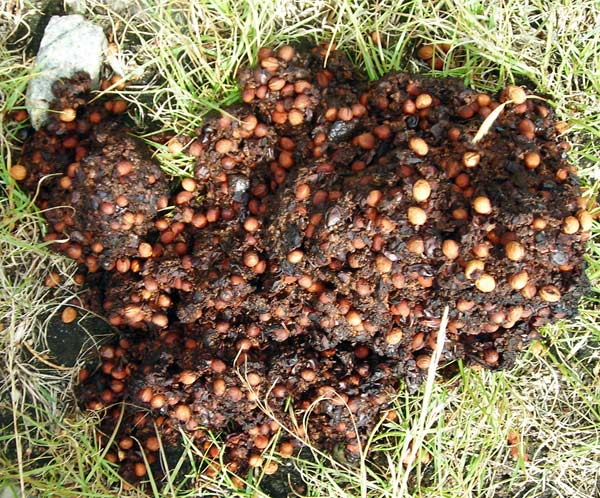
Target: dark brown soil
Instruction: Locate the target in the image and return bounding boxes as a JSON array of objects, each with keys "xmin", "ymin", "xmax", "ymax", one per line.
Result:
[{"xmin": 17, "ymin": 45, "xmax": 590, "ymax": 491}]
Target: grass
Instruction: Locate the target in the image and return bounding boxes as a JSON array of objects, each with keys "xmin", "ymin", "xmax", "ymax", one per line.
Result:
[{"xmin": 1, "ymin": 0, "xmax": 599, "ymax": 496}]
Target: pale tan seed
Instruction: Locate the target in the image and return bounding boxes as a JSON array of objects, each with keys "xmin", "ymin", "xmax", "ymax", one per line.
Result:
[
  {"xmin": 407, "ymin": 206, "xmax": 427, "ymax": 226},
  {"xmin": 412, "ymin": 179, "xmax": 431, "ymax": 202},
  {"xmin": 562, "ymin": 216, "xmax": 579, "ymax": 234},
  {"xmin": 473, "ymin": 196, "xmax": 492, "ymax": 215},
  {"xmin": 462, "ymin": 152, "xmax": 481, "ymax": 168},
  {"xmin": 577, "ymin": 210, "xmax": 593, "ymax": 232},
  {"xmin": 506, "ymin": 85, "xmax": 527, "ymax": 105},
  {"xmin": 409, "ymin": 137, "xmax": 429, "ymax": 156},
  {"xmin": 442, "ymin": 239, "xmax": 459, "ymax": 260},
  {"xmin": 464, "ymin": 260, "xmax": 484, "ymax": 279},
  {"xmin": 539, "ymin": 285, "xmax": 561, "ymax": 303},
  {"xmin": 505, "ymin": 241, "xmax": 525, "ymax": 261},
  {"xmin": 475, "ymin": 274, "xmax": 496, "ymax": 293},
  {"xmin": 385, "ymin": 328, "xmax": 403, "ymax": 345},
  {"xmin": 59, "ymin": 108, "xmax": 77, "ymax": 122},
  {"xmin": 508, "ymin": 270, "xmax": 529, "ymax": 290}
]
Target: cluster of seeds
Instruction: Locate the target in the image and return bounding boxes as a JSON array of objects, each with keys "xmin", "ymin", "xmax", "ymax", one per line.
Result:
[{"xmin": 17, "ymin": 44, "xmax": 590, "ymax": 485}]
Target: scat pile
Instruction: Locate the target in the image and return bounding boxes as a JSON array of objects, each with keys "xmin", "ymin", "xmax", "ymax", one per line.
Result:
[{"xmin": 18, "ymin": 44, "xmax": 589, "ymax": 484}]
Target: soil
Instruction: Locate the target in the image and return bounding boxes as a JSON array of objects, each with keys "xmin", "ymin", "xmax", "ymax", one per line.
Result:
[{"xmin": 17, "ymin": 44, "xmax": 590, "ymax": 494}]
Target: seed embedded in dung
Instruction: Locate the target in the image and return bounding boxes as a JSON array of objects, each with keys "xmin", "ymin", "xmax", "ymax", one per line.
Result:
[
  {"xmin": 138, "ymin": 242, "xmax": 153, "ymax": 258},
  {"xmin": 10, "ymin": 164, "xmax": 27, "ymax": 181},
  {"xmin": 301, "ymin": 369, "xmax": 316, "ymax": 382},
  {"xmin": 415, "ymin": 93, "xmax": 432, "ymax": 109},
  {"xmin": 134, "ymin": 462, "xmax": 147, "ymax": 478},
  {"xmin": 213, "ymin": 378, "xmax": 226, "ymax": 396},
  {"xmin": 385, "ymin": 328, "xmax": 403, "ymax": 345},
  {"xmin": 412, "ymin": 179, "xmax": 431, "ymax": 202},
  {"xmin": 473, "ymin": 196, "xmax": 492, "ymax": 215},
  {"xmin": 577, "ymin": 210, "xmax": 593, "ymax": 232},
  {"xmin": 505, "ymin": 241, "xmax": 525, "ymax": 261},
  {"xmin": 146, "ymin": 436, "xmax": 160, "ymax": 452},
  {"xmin": 119, "ymin": 436, "xmax": 134, "ymax": 450},
  {"xmin": 562, "ymin": 216, "xmax": 580, "ymax": 234},
  {"xmin": 279, "ymin": 442, "xmax": 294, "ymax": 457},
  {"xmin": 406, "ymin": 237, "xmax": 424, "ymax": 254},
  {"xmin": 179, "ymin": 371, "xmax": 197, "ymax": 385},
  {"xmin": 416, "ymin": 355, "xmax": 431, "ymax": 369},
  {"xmin": 375, "ymin": 254, "xmax": 393, "ymax": 273},
  {"xmin": 181, "ymin": 177, "xmax": 197, "ymax": 192},
  {"xmin": 366, "ymin": 189, "xmax": 383, "ymax": 207},
  {"xmin": 464, "ymin": 259, "xmax": 484, "ymax": 279},
  {"xmin": 524, "ymin": 151, "xmax": 541, "ymax": 169},
  {"xmin": 287, "ymin": 249, "xmax": 304, "ymax": 264},
  {"xmin": 483, "ymin": 349, "xmax": 499, "ymax": 365},
  {"xmin": 539, "ymin": 285, "xmax": 561, "ymax": 303},
  {"xmin": 442, "ymin": 239, "xmax": 459, "ymax": 259},
  {"xmin": 346, "ymin": 310, "xmax": 362, "ymax": 327},
  {"xmin": 356, "ymin": 132, "xmax": 376, "ymax": 150},
  {"xmin": 508, "ymin": 270, "xmax": 529, "ymax": 290},
  {"xmin": 215, "ymin": 139, "xmax": 233, "ymax": 154},
  {"xmin": 407, "ymin": 206, "xmax": 427, "ymax": 226},
  {"xmin": 61, "ymin": 306, "xmax": 77, "ymax": 324},
  {"xmin": 409, "ymin": 137, "xmax": 429, "ymax": 156},
  {"xmin": 418, "ymin": 44, "xmax": 434, "ymax": 60},
  {"xmin": 243, "ymin": 251, "xmax": 260, "ymax": 267},
  {"xmin": 277, "ymin": 45, "xmax": 295, "ymax": 61},
  {"xmin": 59, "ymin": 108, "xmax": 76, "ymax": 122},
  {"xmin": 475, "ymin": 273, "xmax": 496, "ymax": 293},
  {"xmin": 532, "ymin": 217, "xmax": 547, "ymax": 230},
  {"xmin": 150, "ymin": 394, "xmax": 166, "ymax": 409},
  {"xmin": 462, "ymin": 152, "xmax": 481, "ymax": 168},
  {"xmin": 174, "ymin": 404, "xmax": 192, "ymax": 423},
  {"xmin": 506, "ymin": 85, "xmax": 527, "ymax": 105}
]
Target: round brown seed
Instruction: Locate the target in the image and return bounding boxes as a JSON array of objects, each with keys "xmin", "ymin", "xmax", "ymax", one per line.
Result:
[
  {"xmin": 146, "ymin": 436, "xmax": 160, "ymax": 452},
  {"xmin": 138, "ymin": 242, "xmax": 153, "ymax": 258},
  {"xmin": 61, "ymin": 306, "xmax": 77, "ymax": 324},
  {"xmin": 10, "ymin": 165, "xmax": 27, "ymax": 181},
  {"xmin": 173, "ymin": 404, "xmax": 192, "ymax": 422},
  {"xmin": 416, "ymin": 355, "xmax": 431, "ymax": 370},
  {"xmin": 134, "ymin": 463, "xmax": 147, "ymax": 478},
  {"xmin": 524, "ymin": 151, "xmax": 541, "ymax": 169}
]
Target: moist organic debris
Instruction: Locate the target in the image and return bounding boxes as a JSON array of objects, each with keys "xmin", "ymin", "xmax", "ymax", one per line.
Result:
[{"xmin": 17, "ymin": 44, "xmax": 589, "ymax": 485}]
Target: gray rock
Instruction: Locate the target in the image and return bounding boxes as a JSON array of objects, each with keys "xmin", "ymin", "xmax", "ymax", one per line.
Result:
[{"xmin": 26, "ymin": 14, "xmax": 107, "ymax": 129}]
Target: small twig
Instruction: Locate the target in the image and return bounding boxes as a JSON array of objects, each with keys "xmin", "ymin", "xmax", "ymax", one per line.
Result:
[
  {"xmin": 471, "ymin": 95, "xmax": 548, "ymax": 145},
  {"xmin": 398, "ymin": 305, "xmax": 449, "ymax": 497}
]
